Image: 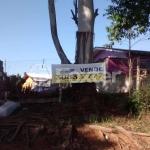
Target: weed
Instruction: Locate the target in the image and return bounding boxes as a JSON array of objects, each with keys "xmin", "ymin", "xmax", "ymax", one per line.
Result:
[
  {"xmin": 125, "ymin": 84, "xmax": 150, "ymax": 116},
  {"xmin": 101, "ymin": 116, "xmax": 111, "ymax": 122},
  {"xmin": 100, "ymin": 116, "xmax": 118, "ymax": 127},
  {"xmin": 89, "ymin": 114, "xmax": 99, "ymax": 123}
]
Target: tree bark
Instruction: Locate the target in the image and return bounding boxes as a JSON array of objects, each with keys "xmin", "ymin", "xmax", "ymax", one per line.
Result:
[
  {"xmin": 128, "ymin": 33, "xmax": 132, "ymax": 95},
  {"xmin": 75, "ymin": 0, "xmax": 94, "ymax": 64},
  {"xmin": 73, "ymin": 0, "xmax": 96, "ymax": 98},
  {"xmin": 48, "ymin": 0, "xmax": 70, "ymax": 64},
  {"xmin": 136, "ymin": 56, "xmax": 140, "ymax": 90},
  {"xmin": 128, "ymin": 58, "xmax": 132, "ymax": 95}
]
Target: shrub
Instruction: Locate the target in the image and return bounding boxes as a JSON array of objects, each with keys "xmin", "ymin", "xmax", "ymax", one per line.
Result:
[{"xmin": 125, "ymin": 84, "xmax": 150, "ymax": 116}]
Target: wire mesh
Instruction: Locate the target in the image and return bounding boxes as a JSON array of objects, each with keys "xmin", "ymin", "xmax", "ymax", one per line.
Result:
[{"xmin": 4, "ymin": 58, "xmax": 75, "ymax": 77}]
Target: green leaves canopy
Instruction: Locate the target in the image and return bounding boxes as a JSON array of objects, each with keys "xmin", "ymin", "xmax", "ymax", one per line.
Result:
[{"xmin": 104, "ymin": 0, "xmax": 150, "ymax": 43}]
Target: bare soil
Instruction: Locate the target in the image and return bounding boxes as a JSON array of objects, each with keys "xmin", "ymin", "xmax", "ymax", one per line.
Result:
[{"xmin": 0, "ymin": 102, "xmax": 150, "ymax": 150}]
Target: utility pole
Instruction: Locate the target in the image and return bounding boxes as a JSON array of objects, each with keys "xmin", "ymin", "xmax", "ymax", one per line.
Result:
[
  {"xmin": 4, "ymin": 59, "xmax": 7, "ymax": 101},
  {"xmin": 4, "ymin": 59, "xmax": 6, "ymax": 73}
]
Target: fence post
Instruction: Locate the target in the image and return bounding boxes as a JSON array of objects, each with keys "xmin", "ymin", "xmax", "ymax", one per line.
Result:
[{"xmin": 136, "ymin": 56, "xmax": 140, "ymax": 90}]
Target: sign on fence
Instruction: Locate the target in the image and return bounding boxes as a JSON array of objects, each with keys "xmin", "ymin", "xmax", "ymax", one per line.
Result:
[{"xmin": 52, "ymin": 63, "xmax": 105, "ymax": 83}]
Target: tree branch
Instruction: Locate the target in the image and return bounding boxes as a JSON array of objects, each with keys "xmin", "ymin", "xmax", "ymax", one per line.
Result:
[
  {"xmin": 71, "ymin": 10, "xmax": 78, "ymax": 25},
  {"xmin": 71, "ymin": 0, "xmax": 78, "ymax": 26},
  {"xmin": 94, "ymin": 8, "xmax": 99, "ymax": 19},
  {"xmin": 48, "ymin": 0, "xmax": 71, "ymax": 64},
  {"xmin": 131, "ymin": 33, "xmax": 150, "ymax": 48}
]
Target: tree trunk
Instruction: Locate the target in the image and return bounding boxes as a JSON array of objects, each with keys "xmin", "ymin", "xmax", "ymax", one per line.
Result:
[
  {"xmin": 73, "ymin": 0, "xmax": 96, "ymax": 102},
  {"xmin": 48, "ymin": 0, "xmax": 70, "ymax": 64},
  {"xmin": 136, "ymin": 56, "xmax": 140, "ymax": 90},
  {"xmin": 75, "ymin": 0, "xmax": 94, "ymax": 64},
  {"xmin": 128, "ymin": 33, "xmax": 132, "ymax": 95},
  {"xmin": 128, "ymin": 58, "xmax": 132, "ymax": 95}
]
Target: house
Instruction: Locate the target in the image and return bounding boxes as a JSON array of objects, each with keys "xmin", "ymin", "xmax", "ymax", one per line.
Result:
[
  {"xmin": 93, "ymin": 47, "xmax": 150, "ymax": 93},
  {"xmin": 22, "ymin": 72, "xmax": 55, "ymax": 92}
]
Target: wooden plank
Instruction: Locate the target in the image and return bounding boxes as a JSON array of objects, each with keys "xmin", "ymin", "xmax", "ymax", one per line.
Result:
[
  {"xmin": 0, "ymin": 97, "xmax": 59, "ymax": 104},
  {"xmin": 20, "ymin": 98, "xmax": 59, "ymax": 103}
]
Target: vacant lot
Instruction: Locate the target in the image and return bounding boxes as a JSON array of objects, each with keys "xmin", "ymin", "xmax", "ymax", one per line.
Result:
[{"xmin": 0, "ymin": 102, "xmax": 150, "ymax": 150}]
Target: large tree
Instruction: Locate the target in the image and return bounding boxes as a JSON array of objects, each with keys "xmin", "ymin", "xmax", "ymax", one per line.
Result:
[
  {"xmin": 48, "ymin": 0, "xmax": 99, "ymax": 95},
  {"xmin": 74, "ymin": 0, "xmax": 98, "ymax": 64},
  {"xmin": 48, "ymin": 0, "xmax": 98, "ymax": 64},
  {"xmin": 104, "ymin": 0, "xmax": 150, "ymax": 44},
  {"xmin": 104, "ymin": 0, "xmax": 150, "ymax": 94}
]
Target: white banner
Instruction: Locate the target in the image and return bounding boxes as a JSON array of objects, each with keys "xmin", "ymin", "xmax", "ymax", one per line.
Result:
[{"xmin": 52, "ymin": 63, "xmax": 106, "ymax": 83}]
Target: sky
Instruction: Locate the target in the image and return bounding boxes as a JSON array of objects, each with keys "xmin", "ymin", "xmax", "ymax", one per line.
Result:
[{"xmin": 0, "ymin": 0, "xmax": 150, "ymax": 76}]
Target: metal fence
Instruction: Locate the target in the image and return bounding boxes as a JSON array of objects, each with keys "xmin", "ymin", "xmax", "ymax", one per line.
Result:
[
  {"xmin": 5, "ymin": 58, "xmax": 75, "ymax": 77},
  {"xmin": 0, "ymin": 58, "xmax": 75, "ymax": 100}
]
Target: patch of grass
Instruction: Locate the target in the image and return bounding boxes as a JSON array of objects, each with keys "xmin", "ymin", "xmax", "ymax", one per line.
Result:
[
  {"xmin": 98, "ymin": 112, "xmax": 150, "ymax": 134},
  {"xmin": 89, "ymin": 114, "xmax": 99, "ymax": 124},
  {"xmin": 100, "ymin": 116, "xmax": 118, "ymax": 128}
]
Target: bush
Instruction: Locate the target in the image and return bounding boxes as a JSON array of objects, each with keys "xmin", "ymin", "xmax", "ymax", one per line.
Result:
[{"xmin": 125, "ymin": 85, "xmax": 150, "ymax": 115}]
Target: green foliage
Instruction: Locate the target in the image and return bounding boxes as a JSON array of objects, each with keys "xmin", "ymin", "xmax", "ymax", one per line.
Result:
[
  {"xmin": 101, "ymin": 116, "xmax": 111, "ymax": 123},
  {"xmin": 141, "ymin": 84, "xmax": 150, "ymax": 110},
  {"xmin": 128, "ymin": 90, "xmax": 145, "ymax": 115},
  {"xmin": 100, "ymin": 116, "xmax": 118, "ymax": 128},
  {"xmin": 125, "ymin": 85, "xmax": 150, "ymax": 116},
  {"xmin": 89, "ymin": 113, "xmax": 99, "ymax": 123},
  {"xmin": 104, "ymin": 0, "xmax": 150, "ymax": 44}
]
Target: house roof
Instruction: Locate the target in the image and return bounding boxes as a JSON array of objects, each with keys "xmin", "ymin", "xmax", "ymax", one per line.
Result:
[
  {"xmin": 93, "ymin": 47, "xmax": 150, "ymax": 61},
  {"xmin": 23, "ymin": 73, "xmax": 52, "ymax": 82},
  {"xmin": 94, "ymin": 47, "xmax": 150, "ymax": 55},
  {"xmin": 26, "ymin": 73, "xmax": 52, "ymax": 79}
]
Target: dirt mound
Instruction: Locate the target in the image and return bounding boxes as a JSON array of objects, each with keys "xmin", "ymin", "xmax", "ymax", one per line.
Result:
[{"xmin": 78, "ymin": 124, "xmax": 150, "ymax": 150}]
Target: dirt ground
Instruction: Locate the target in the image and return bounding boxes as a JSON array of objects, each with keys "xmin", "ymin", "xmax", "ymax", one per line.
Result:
[{"xmin": 0, "ymin": 102, "xmax": 150, "ymax": 150}]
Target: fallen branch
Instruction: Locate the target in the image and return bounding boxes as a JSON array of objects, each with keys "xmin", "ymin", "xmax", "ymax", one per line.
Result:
[
  {"xmin": 30, "ymin": 125, "xmax": 45, "ymax": 145},
  {"xmin": 87, "ymin": 124, "xmax": 142, "ymax": 149},
  {"xmin": 26, "ymin": 129, "xmax": 29, "ymax": 150},
  {"xmin": 7, "ymin": 121, "xmax": 31, "ymax": 142},
  {"xmin": 115, "ymin": 126, "xmax": 142, "ymax": 149},
  {"xmin": 86, "ymin": 124, "xmax": 113, "ymax": 133},
  {"xmin": 0, "ymin": 127, "xmax": 16, "ymax": 143},
  {"xmin": 62, "ymin": 124, "xmax": 77, "ymax": 148},
  {"xmin": 130, "ymin": 131, "xmax": 150, "ymax": 137},
  {"xmin": 87, "ymin": 124, "xmax": 150, "ymax": 137}
]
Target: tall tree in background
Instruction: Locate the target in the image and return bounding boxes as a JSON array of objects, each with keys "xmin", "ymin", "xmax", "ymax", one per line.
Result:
[
  {"xmin": 104, "ymin": 0, "xmax": 150, "ymax": 94},
  {"xmin": 48, "ymin": 0, "xmax": 98, "ymax": 64}
]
